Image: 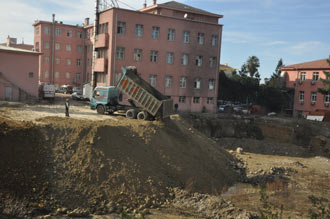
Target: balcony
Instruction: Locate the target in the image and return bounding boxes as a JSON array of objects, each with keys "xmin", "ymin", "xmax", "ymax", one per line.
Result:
[
  {"xmin": 94, "ymin": 58, "xmax": 107, "ymax": 72},
  {"xmin": 95, "ymin": 33, "xmax": 109, "ymax": 48}
]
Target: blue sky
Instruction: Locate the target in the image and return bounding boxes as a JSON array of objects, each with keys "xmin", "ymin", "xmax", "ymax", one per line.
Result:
[{"xmin": 1, "ymin": 0, "xmax": 330, "ymax": 81}]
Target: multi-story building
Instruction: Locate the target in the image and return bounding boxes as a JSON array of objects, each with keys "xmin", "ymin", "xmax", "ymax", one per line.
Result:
[
  {"xmin": 0, "ymin": 36, "xmax": 34, "ymax": 51},
  {"xmin": 34, "ymin": 0, "xmax": 223, "ymax": 112},
  {"xmin": 33, "ymin": 16, "xmax": 92, "ymax": 88},
  {"xmin": 281, "ymin": 58, "xmax": 330, "ymax": 117}
]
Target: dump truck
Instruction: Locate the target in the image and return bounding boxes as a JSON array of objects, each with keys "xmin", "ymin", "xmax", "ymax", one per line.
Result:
[{"xmin": 90, "ymin": 66, "xmax": 173, "ymax": 120}]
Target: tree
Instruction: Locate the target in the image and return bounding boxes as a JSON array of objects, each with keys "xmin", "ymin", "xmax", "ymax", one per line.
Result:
[
  {"xmin": 239, "ymin": 64, "xmax": 248, "ymax": 76},
  {"xmin": 266, "ymin": 58, "xmax": 284, "ymax": 88},
  {"xmin": 272, "ymin": 58, "xmax": 284, "ymax": 79},
  {"xmin": 318, "ymin": 58, "xmax": 330, "ymax": 95},
  {"xmin": 246, "ymin": 56, "xmax": 260, "ymax": 78}
]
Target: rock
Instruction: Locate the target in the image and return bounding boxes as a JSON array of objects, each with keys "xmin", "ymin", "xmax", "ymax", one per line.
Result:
[
  {"xmin": 56, "ymin": 207, "xmax": 68, "ymax": 215},
  {"xmin": 236, "ymin": 147, "xmax": 243, "ymax": 154},
  {"xmin": 67, "ymin": 208, "xmax": 90, "ymax": 217}
]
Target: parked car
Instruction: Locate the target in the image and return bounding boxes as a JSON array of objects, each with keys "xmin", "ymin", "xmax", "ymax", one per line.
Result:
[
  {"xmin": 73, "ymin": 87, "xmax": 82, "ymax": 94},
  {"xmin": 72, "ymin": 92, "xmax": 84, "ymax": 100},
  {"xmin": 57, "ymin": 85, "xmax": 73, "ymax": 94}
]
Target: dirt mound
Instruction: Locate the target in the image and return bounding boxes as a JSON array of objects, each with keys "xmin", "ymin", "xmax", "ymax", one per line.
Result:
[{"xmin": 0, "ymin": 116, "xmax": 239, "ymax": 216}]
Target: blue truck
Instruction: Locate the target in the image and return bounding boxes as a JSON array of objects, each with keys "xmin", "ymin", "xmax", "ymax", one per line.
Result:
[{"xmin": 90, "ymin": 66, "xmax": 173, "ymax": 120}]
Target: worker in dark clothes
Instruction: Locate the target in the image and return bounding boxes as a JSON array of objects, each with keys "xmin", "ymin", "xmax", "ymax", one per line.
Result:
[{"xmin": 65, "ymin": 99, "xmax": 70, "ymax": 117}]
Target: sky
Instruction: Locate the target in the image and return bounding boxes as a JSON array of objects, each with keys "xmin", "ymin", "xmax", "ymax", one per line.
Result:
[{"xmin": 1, "ymin": 0, "xmax": 330, "ymax": 81}]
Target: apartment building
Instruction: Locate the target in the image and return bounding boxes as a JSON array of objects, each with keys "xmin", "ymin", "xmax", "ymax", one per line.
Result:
[
  {"xmin": 281, "ymin": 58, "xmax": 330, "ymax": 117},
  {"xmin": 0, "ymin": 36, "xmax": 33, "ymax": 51},
  {"xmin": 33, "ymin": 17, "xmax": 91, "ymax": 88},
  {"xmin": 34, "ymin": 0, "xmax": 223, "ymax": 112}
]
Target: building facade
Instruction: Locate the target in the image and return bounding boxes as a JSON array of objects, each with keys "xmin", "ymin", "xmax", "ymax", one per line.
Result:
[
  {"xmin": 34, "ymin": 0, "xmax": 223, "ymax": 113},
  {"xmin": 0, "ymin": 45, "xmax": 40, "ymax": 101},
  {"xmin": 281, "ymin": 58, "xmax": 330, "ymax": 117}
]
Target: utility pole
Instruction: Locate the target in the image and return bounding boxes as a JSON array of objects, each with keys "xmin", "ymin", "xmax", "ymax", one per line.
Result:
[{"xmin": 91, "ymin": 0, "xmax": 99, "ymax": 90}]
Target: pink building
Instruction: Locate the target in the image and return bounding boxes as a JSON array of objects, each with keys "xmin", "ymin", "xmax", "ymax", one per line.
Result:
[
  {"xmin": 0, "ymin": 36, "xmax": 34, "ymax": 51},
  {"xmin": 0, "ymin": 45, "xmax": 40, "ymax": 101},
  {"xmin": 281, "ymin": 58, "xmax": 330, "ymax": 117},
  {"xmin": 34, "ymin": 0, "xmax": 223, "ymax": 112},
  {"xmin": 33, "ymin": 16, "xmax": 91, "ymax": 88}
]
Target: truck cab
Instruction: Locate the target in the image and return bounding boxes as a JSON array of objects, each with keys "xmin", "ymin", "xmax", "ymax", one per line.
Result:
[{"xmin": 90, "ymin": 86, "xmax": 119, "ymax": 114}]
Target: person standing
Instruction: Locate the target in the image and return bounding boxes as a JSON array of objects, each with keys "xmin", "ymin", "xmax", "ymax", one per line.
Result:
[{"xmin": 65, "ymin": 99, "xmax": 70, "ymax": 117}]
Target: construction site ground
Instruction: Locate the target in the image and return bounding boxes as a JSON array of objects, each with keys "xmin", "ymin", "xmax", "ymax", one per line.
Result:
[{"xmin": 0, "ymin": 95, "xmax": 329, "ymax": 218}]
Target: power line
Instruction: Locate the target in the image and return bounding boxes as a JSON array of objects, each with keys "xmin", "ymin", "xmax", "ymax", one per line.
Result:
[{"xmin": 117, "ymin": 0, "xmax": 137, "ymax": 10}]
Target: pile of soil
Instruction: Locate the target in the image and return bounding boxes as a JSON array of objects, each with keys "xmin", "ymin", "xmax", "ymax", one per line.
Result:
[{"xmin": 0, "ymin": 115, "xmax": 239, "ymax": 217}]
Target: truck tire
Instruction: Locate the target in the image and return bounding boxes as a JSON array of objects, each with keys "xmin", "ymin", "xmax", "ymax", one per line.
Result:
[
  {"xmin": 137, "ymin": 111, "xmax": 148, "ymax": 120},
  {"xmin": 97, "ymin": 105, "xmax": 105, "ymax": 114},
  {"xmin": 126, "ymin": 109, "xmax": 137, "ymax": 119}
]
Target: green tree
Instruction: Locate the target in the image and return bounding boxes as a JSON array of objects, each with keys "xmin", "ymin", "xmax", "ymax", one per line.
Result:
[
  {"xmin": 318, "ymin": 58, "xmax": 330, "ymax": 95},
  {"xmin": 239, "ymin": 64, "xmax": 248, "ymax": 76},
  {"xmin": 267, "ymin": 59, "xmax": 284, "ymax": 88},
  {"xmin": 246, "ymin": 56, "xmax": 260, "ymax": 78},
  {"xmin": 272, "ymin": 58, "xmax": 284, "ymax": 79}
]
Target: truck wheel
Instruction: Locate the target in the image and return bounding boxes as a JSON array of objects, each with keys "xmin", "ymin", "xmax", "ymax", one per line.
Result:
[
  {"xmin": 96, "ymin": 105, "xmax": 105, "ymax": 114},
  {"xmin": 126, "ymin": 109, "xmax": 137, "ymax": 119},
  {"xmin": 137, "ymin": 111, "xmax": 148, "ymax": 120}
]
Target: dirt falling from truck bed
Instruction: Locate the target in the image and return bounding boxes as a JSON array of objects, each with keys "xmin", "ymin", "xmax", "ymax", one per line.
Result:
[{"xmin": 0, "ymin": 115, "xmax": 239, "ymax": 215}]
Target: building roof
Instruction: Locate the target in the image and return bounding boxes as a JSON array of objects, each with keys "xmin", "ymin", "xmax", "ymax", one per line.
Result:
[
  {"xmin": 141, "ymin": 1, "xmax": 223, "ymax": 18},
  {"xmin": 281, "ymin": 58, "xmax": 330, "ymax": 70},
  {"xmin": 219, "ymin": 64, "xmax": 236, "ymax": 71},
  {"xmin": 0, "ymin": 45, "xmax": 40, "ymax": 55},
  {"xmin": 159, "ymin": 1, "xmax": 222, "ymax": 17}
]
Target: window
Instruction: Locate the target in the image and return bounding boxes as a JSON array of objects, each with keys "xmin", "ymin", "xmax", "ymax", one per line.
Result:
[
  {"xmin": 311, "ymin": 92, "xmax": 317, "ymax": 103},
  {"xmin": 66, "ymin": 44, "xmax": 72, "ymax": 51},
  {"xmin": 193, "ymin": 97, "xmax": 200, "ymax": 104},
  {"xmin": 150, "ymin": 50, "xmax": 158, "ymax": 62},
  {"xmin": 55, "ymin": 72, "xmax": 60, "ymax": 79},
  {"xmin": 207, "ymin": 97, "xmax": 214, "ymax": 104},
  {"xmin": 116, "ymin": 47, "xmax": 125, "ymax": 60},
  {"xmin": 35, "ymin": 27, "xmax": 40, "ymax": 35},
  {"xmin": 44, "ymin": 42, "xmax": 50, "ymax": 49},
  {"xmin": 55, "ymin": 43, "xmax": 60, "ymax": 50},
  {"xmin": 165, "ymin": 76, "xmax": 172, "ymax": 88},
  {"xmin": 179, "ymin": 96, "xmax": 186, "ymax": 103},
  {"xmin": 168, "ymin": 29, "xmax": 175, "ymax": 41},
  {"xmin": 76, "ymin": 73, "xmax": 81, "ymax": 80},
  {"xmin": 195, "ymin": 56, "xmax": 203, "ymax": 67},
  {"xmin": 209, "ymin": 57, "xmax": 216, "ymax": 68},
  {"xmin": 149, "ymin": 75, "xmax": 157, "ymax": 87},
  {"xmin": 77, "ymin": 45, "xmax": 82, "ymax": 53},
  {"xmin": 152, "ymin": 26, "xmax": 160, "ymax": 39},
  {"xmin": 136, "ymin": 24, "xmax": 143, "ymax": 37},
  {"xmin": 211, "ymin": 35, "xmax": 218, "ymax": 46},
  {"xmin": 134, "ymin": 49, "xmax": 142, "ymax": 62},
  {"xmin": 300, "ymin": 72, "xmax": 306, "ymax": 81},
  {"xmin": 194, "ymin": 78, "xmax": 201, "ymax": 89},
  {"xmin": 44, "ymin": 26, "xmax": 50, "ymax": 35},
  {"xmin": 76, "ymin": 31, "xmax": 82, "ymax": 38},
  {"xmin": 44, "ymin": 56, "xmax": 49, "ymax": 64},
  {"xmin": 166, "ymin": 52, "xmax": 174, "ymax": 64},
  {"xmin": 55, "ymin": 57, "xmax": 60, "ymax": 64},
  {"xmin": 325, "ymin": 94, "xmax": 330, "ymax": 103},
  {"xmin": 35, "ymin": 42, "xmax": 39, "ymax": 51},
  {"xmin": 208, "ymin": 79, "xmax": 215, "ymax": 90},
  {"xmin": 45, "ymin": 70, "xmax": 49, "ymax": 79},
  {"xmin": 76, "ymin": 59, "xmax": 81, "ymax": 66},
  {"xmin": 313, "ymin": 72, "xmax": 319, "ymax": 81},
  {"xmin": 197, "ymin": 32, "xmax": 205, "ymax": 45},
  {"xmin": 66, "ymin": 72, "xmax": 71, "ymax": 79},
  {"xmin": 183, "ymin": 31, "xmax": 190, "ymax": 43},
  {"xmin": 67, "ymin": 30, "xmax": 73, "ymax": 37},
  {"xmin": 180, "ymin": 76, "xmax": 187, "ymax": 88},
  {"xmin": 117, "ymin": 21, "xmax": 126, "ymax": 34},
  {"xmin": 28, "ymin": 72, "xmax": 34, "ymax": 78},
  {"xmin": 97, "ymin": 48, "xmax": 108, "ymax": 58},
  {"xmin": 115, "ymin": 72, "xmax": 122, "ymax": 84},
  {"xmin": 66, "ymin": 59, "xmax": 71, "ymax": 66},
  {"xmin": 181, "ymin": 53, "xmax": 188, "ymax": 65},
  {"xmin": 299, "ymin": 91, "xmax": 304, "ymax": 102},
  {"xmin": 56, "ymin": 28, "xmax": 61, "ymax": 36}
]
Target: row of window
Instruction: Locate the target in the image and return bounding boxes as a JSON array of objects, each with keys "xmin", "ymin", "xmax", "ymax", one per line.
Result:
[
  {"xmin": 44, "ymin": 70, "xmax": 81, "ymax": 80},
  {"xmin": 43, "ymin": 57, "xmax": 82, "ymax": 66},
  {"xmin": 179, "ymin": 96, "xmax": 214, "ymax": 104},
  {"xmin": 300, "ymin": 72, "xmax": 320, "ymax": 81},
  {"xmin": 115, "ymin": 47, "xmax": 217, "ymax": 67},
  {"xmin": 40, "ymin": 42, "xmax": 83, "ymax": 52},
  {"xmin": 117, "ymin": 21, "xmax": 218, "ymax": 46},
  {"xmin": 36, "ymin": 26, "xmax": 83, "ymax": 39},
  {"xmin": 299, "ymin": 91, "xmax": 330, "ymax": 104}
]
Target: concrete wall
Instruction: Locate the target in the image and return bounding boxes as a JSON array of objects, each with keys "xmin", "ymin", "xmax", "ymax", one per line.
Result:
[{"xmin": 0, "ymin": 50, "xmax": 39, "ymax": 101}]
